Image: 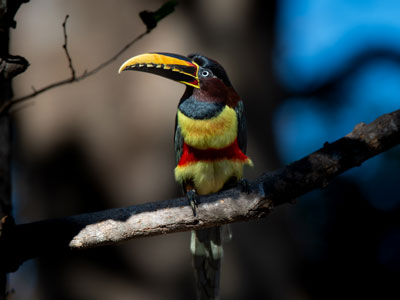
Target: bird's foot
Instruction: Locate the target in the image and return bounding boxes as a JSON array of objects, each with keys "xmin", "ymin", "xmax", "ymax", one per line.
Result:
[
  {"xmin": 238, "ymin": 178, "xmax": 251, "ymax": 194},
  {"xmin": 186, "ymin": 189, "xmax": 199, "ymax": 216}
]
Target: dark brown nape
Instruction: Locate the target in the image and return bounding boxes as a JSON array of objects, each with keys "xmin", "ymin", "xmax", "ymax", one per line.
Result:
[{"xmin": 195, "ymin": 78, "xmax": 240, "ymax": 107}]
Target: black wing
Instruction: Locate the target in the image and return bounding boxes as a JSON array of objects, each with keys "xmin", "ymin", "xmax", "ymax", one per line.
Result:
[
  {"xmin": 174, "ymin": 114, "xmax": 186, "ymax": 194},
  {"xmin": 235, "ymin": 100, "xmax": 247, "ymax": 154},
  {"xmin": 174, "ymin": 114, "xmax": 184, "ymax": 166}
]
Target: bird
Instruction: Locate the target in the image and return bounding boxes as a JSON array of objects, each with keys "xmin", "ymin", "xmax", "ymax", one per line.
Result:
[{"xmin": 119, "ymin": 52, "xmax": 252, "ymax": 300}]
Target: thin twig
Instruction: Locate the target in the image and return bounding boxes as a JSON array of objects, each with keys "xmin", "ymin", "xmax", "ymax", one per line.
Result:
[
  {"xmin": 76, "ymin": 31, "xmax": 148, "ymax": 80},
  {"xmin": 0, "ymin": 20, "xmax": 149, "ymax": 116},
  {"xmin": 1, "ymin": 109, "xmax": 400, "ymax": 272},
  {"xmin": 62, "ymin": 15, "xmax": 76, "ymax": 80}
]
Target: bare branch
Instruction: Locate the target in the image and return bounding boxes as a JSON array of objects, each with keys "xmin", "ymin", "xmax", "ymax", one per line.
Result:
[
  {"xmin": 0, "ymin": 17, "xmax": 152, "ymax": 116},
  {"xmin": 62, "ymin": 15, "xmax": 75, "ymax": 80},
  {"xmin": 0, "ymin": 1, "xmax": 178, "ymax": 116},
  {"xmin": 77, "ymin": 31, "xmax": 147, "ymax": 80},
  {"xmin": 1, "ymin": 109, "xmax": 400, "ymax": 273}
]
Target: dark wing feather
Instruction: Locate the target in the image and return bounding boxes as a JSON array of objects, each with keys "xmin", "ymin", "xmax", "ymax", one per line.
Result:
[
  {"xmin": 174, "ymin": 114, "xmax": 184, "ymax": 166},
  {"xmin": 235, "ymin": 100, "xmax": 247, "ymax": 154},
  {"xmin": 174, "ymin": 114, "xmax": 186, "ymax": 193}
]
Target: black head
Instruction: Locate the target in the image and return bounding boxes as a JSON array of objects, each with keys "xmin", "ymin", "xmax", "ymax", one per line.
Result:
[
  {"xmin": 188, "ymin": 54, "xmax": 233, "ymax": 87},
  {"xmin": 118, "ymin": 52, "xmax": 239, "ymax": 106}
]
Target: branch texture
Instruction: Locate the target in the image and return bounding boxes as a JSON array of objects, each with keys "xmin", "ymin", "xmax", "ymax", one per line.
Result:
[{"xmin": 1, "ymin": 109, "xmax": 400, "ymax": 272}]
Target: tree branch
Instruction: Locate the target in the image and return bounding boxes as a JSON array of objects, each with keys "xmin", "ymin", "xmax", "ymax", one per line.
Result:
[
  {"xmin": 0, "ymin": 0, "xmax": 178, "ymax": 116},
  {"xmin": 1, "ymin": 109, "xmax": 400, "ymax": 272},
  {"xmin": 0, "ymin": 27, "xmax": 149, "ymax": 116},
  {"xmin": 62, "ymin": 15, "xmax": 75, "ymax": 80}
]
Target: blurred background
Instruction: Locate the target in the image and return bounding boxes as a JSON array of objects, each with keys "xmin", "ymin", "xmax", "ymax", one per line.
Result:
[{"xmin": 8, "ymin": 0, "xmax": 400, "ymax": 299}]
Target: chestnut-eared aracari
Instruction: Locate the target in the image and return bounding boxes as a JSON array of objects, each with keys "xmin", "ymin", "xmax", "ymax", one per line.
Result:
[{"xmin": 119, "ymin": 52, "xmax": 252, "ymax": 300}]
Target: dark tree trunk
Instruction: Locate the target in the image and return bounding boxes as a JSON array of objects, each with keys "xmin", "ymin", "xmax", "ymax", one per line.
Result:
[
  {"xmin": 0, "ymin": 30, "xmax": 12, "ymax": 300},
  {"xmin": 0, "ymin": 1, "xmax": 30, "ymax": 298}
]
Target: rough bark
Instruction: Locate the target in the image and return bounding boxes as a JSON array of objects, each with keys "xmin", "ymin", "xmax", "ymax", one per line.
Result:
[{"xmin": 1, "ymin": 109, "xmax": 399, "ymax": 273}]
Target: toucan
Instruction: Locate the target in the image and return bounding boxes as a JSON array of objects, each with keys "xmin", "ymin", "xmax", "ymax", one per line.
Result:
[{"xmin": 119, "ymin": 52, "xmax": 252, "ymax": 300}]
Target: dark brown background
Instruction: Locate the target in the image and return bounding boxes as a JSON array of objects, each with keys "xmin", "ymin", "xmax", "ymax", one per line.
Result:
[{"xmin": 8, "ymin": 1, "xmax": 399, "ymax": 299}]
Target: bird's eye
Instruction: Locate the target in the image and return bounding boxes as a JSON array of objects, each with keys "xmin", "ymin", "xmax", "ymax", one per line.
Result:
[{"xmin": 201, "ymin": 70, "xmax": 210, "ymax": 77}]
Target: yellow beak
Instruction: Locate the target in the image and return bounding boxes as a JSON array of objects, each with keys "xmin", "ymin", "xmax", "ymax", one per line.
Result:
[{"xmin": 118, "ymin": 52, "xmax": 200, "ymax": 88}]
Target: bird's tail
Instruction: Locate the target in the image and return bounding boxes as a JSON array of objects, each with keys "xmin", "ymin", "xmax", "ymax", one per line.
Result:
[{"xmin": 191, "ymin": 226, "xmax": 223, "ymax": 300}]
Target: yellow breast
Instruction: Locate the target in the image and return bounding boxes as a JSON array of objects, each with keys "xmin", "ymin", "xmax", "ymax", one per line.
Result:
[
  {"xmin": 175, "ymin": 104, "xmax": 253, "ymax": 194},
  {"xmin": 177, "ymin": 105, "xmax": 237, "ymax": 150},
  {"xmin": 175, "ymin": 160, "xmax": 248, "ymax": 195}
]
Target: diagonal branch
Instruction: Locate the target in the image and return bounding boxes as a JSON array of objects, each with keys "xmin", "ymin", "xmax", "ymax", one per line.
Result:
[
  {"xmin": 0, "ymin": 26, "xmax": 149, "ymax": 116},
  {"xmin": 1, "ymin": 109, "xmax": 400, "ymax": 273},
  {"xmin": 0, "ymin": 0, "xmax": 178, "ymax": 117}
]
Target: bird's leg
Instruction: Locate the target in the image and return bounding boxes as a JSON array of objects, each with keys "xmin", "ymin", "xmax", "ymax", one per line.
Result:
[
  {"xmin": 185, "ymin": 181, "xmax": 199, "ymax": 216},
  {"xmin": 187, "ymin": 190, "xmax": 198, "ymax": 216}
]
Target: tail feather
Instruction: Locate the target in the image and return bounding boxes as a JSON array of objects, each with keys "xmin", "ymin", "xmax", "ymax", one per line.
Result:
[{"xmin": 191, "ymin": 226, "xmax": 222, "ymax": 300}]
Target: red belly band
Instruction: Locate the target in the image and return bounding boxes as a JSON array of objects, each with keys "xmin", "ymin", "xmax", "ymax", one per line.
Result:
[{"xmin": 178, "ymin": 139, "xmax": 249, "ymax": 166}]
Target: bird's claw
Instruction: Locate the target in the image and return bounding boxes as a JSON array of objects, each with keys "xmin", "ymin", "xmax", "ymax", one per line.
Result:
[{"xmin": 187, "ymin": 189, "xmax": 199, "ymax": 216}]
